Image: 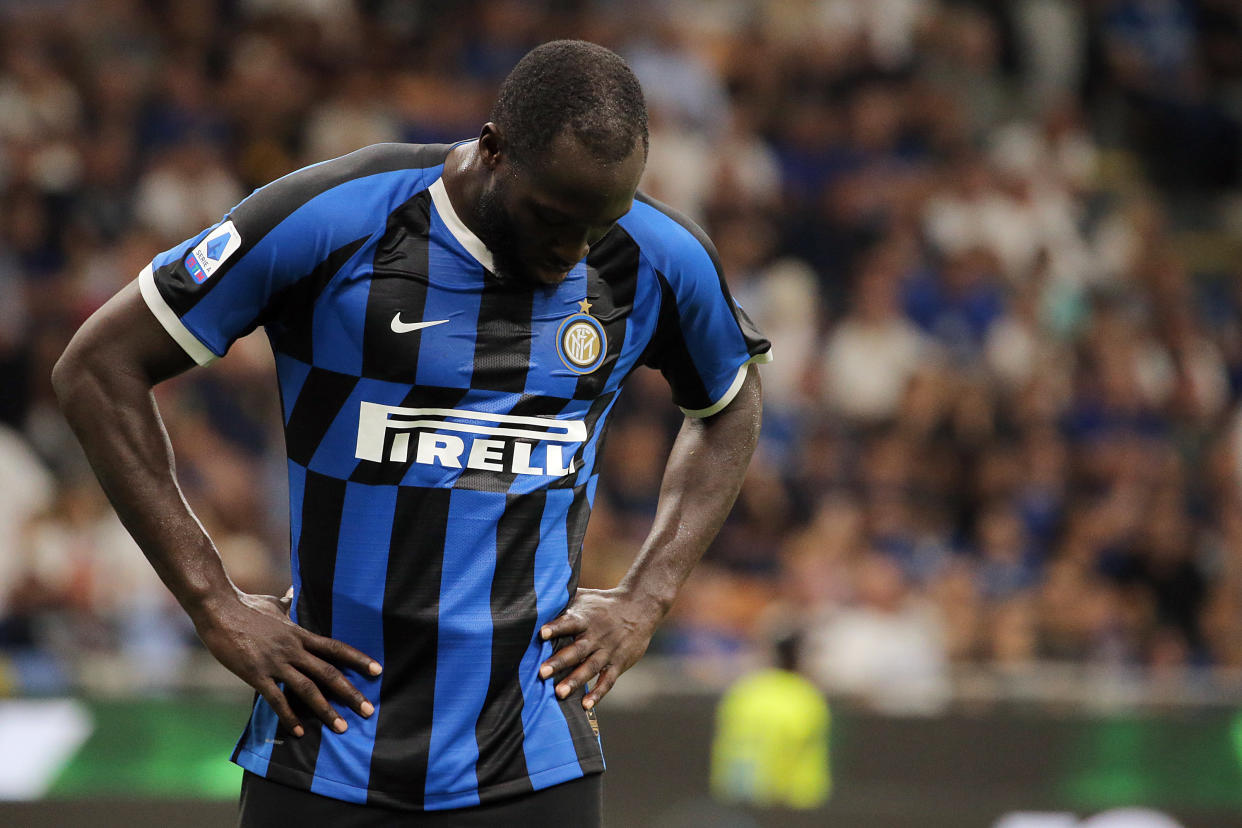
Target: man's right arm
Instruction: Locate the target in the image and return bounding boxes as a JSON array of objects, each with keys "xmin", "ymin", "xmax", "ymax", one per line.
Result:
[{"xmin": 52, "ymin": 281, "xmax": 378, "ymax": 737}]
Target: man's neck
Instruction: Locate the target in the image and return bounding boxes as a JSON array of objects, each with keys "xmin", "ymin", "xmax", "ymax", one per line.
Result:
[{"xmin": 440, "ymin": 141, "xmax": 488, "ymax": 243}]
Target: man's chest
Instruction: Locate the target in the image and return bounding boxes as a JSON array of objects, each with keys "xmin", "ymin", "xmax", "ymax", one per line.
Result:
[{"xmin": 312, "ymin": 231, "xmax": 649, "ymax": 401}]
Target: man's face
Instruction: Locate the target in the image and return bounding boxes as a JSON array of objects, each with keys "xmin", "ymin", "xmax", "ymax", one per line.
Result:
[{"xmin": 476, "ymin": 128, "xmax": 646, "ymax": 286}]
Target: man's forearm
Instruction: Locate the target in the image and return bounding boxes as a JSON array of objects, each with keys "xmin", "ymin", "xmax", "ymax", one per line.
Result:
[
  {"xmin": 52, "ymin": 300, "xmax": 236, "ymax": 618},
  {"xmin": 617, "ymin": 365, "xmax": 763, "ymax": 614},
  {"xmin": 537, "ymin": 365, "xmax": 764, "ymax": 707}
]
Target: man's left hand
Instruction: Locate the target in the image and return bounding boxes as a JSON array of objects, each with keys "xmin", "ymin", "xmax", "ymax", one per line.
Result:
[{"xmin": 537, "ymin": 587, "xmax": 664, "ymax": 710}]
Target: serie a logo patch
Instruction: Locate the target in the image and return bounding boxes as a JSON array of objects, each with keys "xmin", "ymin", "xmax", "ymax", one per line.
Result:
[
  {"xmin": 184, "ymin": 220, "xmax": 241, "ymax": 284},
  {"xmin": 556, "ymin": 299, "xmax": 606, "ymax": 374}
]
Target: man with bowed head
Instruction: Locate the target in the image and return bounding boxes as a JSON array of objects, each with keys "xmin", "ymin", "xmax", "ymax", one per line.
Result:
[{"xmin": 55, "ymin": 40, "xmax": 770, "ymax": 825}]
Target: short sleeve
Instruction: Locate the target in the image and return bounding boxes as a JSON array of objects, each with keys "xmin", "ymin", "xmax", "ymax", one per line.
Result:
[
  {"xmin": 635, "ymin": 200, "xmax": 772, "ymax": 417},
  {"xmin": 139, "ymin": 143, "xmax": 440, "ymax": 365}
]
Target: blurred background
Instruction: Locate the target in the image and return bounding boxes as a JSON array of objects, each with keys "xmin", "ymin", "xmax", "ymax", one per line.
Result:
[{"xmin": 2, "ymin": 0, "xmax": 1242, "ymax": 825}]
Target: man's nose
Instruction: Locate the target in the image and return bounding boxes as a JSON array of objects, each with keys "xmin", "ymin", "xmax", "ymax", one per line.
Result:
[{"xmin": 553, "ymin": 231, "xmax": 591, "ymax": 266}]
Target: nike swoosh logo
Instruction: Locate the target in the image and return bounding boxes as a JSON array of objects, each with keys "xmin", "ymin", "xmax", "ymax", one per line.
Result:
[{"xmin": 391, "ymin": 313, "xmax": 449, "ymax": 334}]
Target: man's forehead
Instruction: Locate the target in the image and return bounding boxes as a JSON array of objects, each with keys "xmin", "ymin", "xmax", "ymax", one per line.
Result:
[{"xmin": 519, "ymin": 130, "xmax": 645, "ymax": 209}]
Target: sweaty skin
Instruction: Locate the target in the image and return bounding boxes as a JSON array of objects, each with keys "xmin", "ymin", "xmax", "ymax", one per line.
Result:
[{"xmin": 53, "ymin": 125, "xmax": 763, "ymax": 732}]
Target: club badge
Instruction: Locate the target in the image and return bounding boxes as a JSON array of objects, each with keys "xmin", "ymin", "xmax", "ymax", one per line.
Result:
[{"xmin": 556, "ymin": 298, "xmax": 606, "ymax": 374}]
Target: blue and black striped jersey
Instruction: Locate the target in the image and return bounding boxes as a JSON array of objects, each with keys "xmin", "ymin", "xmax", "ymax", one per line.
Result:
[{"xmin": 139, "ymin": 142, "xmax": 771, "ymax": 810}]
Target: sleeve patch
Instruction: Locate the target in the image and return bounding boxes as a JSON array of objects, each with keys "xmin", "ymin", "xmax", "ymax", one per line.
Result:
[{"xmin": 184, "ymin": 220, "xmax": 242, "ymax": 284}]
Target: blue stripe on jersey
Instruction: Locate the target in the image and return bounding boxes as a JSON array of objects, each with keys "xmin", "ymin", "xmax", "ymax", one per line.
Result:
[
  {"xmin": 180, "ymin": 169, "xmax": 437, "ymax": 358},
  {"xmin": 417, "ymin": 207, "xmax": 484, "ymax": 389},
  {"xmin": 309, "ymin": 481, "xmax": 393, "ymax": 802},
  {"xmin": 273, "ymin": 352, "xmax": 313, "ymax": 426},
  {"xmin": 310, "ymin": 243, "xmax": 376, "ymax": 377},
  {"xmin": 234, "ymin": 693, "xmax": 280, "ymax": 776},
  {"xmin": 423, "ymin": 488, "xmax": 500, "ymax": 809},
  {"xmin": 524, "ymin": 264, "xmax": 588, "ymax": 401},
  {"xmin": 618, "ymin": 200, "xmax": 756, "ymax": 402},
  {"xmin": 517, "ymin": 487, "xmax": 579, "ymax": 774},
  {"xmin": 613, "ymin": 256, "xmax": 663, "ymax": 381}
]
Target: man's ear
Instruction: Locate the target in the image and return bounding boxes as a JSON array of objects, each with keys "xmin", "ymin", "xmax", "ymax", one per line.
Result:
[{"xmin": 478, "ymin": 123, "xmax": 505, "ymax": 170}]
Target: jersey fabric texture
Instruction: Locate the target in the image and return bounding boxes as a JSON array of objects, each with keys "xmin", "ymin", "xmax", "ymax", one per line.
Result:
[{"xmin": 139, "ymin": 142, "xmax": 772, "ymax": 811}]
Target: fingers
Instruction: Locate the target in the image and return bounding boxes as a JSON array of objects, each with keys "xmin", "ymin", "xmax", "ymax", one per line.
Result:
[
  {"xmin": 583, "ymin": 663, "xmax": 622, "ymax": 709},
  {"xmin": 305, "ymin": 632, "xmax": 383, "ymax": 678},
  {"xmin": 540, "ymin": 612, "xmax": 588, "ymax": 642},
  {"xmin": 295, "ymin": 653, "xmax": 376, "ymax": 719},
  {"xmin": 280, "ymin": 668, "xmax": 349, "ymax": 734},
  {"xmin": 256, "ymin": 679, "xmax": 304, "ymax": 739},
  {"xmin": 553, "ymin": 647, "xmax": 611, "ymax": 703},
  {"xmin": 539, "ymin": 637, "xmax": 589, "ymax": 681}
]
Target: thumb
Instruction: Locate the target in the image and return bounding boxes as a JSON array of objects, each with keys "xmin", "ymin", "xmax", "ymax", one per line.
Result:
[{"xmin": 280, "ymin": 586, "xmax": 294, "ymax": 615}]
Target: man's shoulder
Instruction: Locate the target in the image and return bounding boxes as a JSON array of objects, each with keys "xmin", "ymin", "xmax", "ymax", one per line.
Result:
[
  {"xmin": 230, "ymin": 143, "xmax": 454, "ymax": 234},
  {"xmin": 618, "ymin": 192, "xmax": 723, "ymax": 282},
  {"xmin": 314, "ymin": 142, "xmax": 456, "ymax": 177},
  {"xmin": 253, "ymin": 143, "xmax": 454, "ymax": 204}
]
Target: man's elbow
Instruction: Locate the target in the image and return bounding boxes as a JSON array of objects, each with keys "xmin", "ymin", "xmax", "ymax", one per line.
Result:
[
  {"xmin": 51, "ymin": 340, "xmax": 86, "ymax": 412},
  {"xmin": 51, "ymin": 333, "xmax": 109, "ymax": 417}
]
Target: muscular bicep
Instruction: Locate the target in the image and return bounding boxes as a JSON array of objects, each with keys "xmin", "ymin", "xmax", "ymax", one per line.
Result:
[
  {"xmin": 702, "ymin": 363, "xmax": 763, "ymax": 431},
  {"xmin": 58, "ymin": 279, "xmax": 198, "ymax": 389}
]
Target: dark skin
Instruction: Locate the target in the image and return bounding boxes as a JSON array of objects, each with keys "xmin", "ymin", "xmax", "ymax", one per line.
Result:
[
  {"xmin": 444, "ymin": 123, "xmax": 645, "ymax": 286},
  {"xmin": 52, "ymin": 122, "xmax": 762, "ymax": 735}
]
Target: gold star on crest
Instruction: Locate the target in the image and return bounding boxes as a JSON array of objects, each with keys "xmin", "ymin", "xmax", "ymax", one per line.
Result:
[{"xmin": 578, "ymin": 298, "xmax": 593, "ymax": 315}]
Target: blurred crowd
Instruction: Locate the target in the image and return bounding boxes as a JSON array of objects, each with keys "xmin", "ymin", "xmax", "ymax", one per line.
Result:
[{"xmin": 2, "ymin": 0, "xmax": 1242, "ymax": 709}]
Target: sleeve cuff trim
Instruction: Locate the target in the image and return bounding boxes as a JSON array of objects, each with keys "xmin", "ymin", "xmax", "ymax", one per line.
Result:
[
  {"xmin": 138, "ymin": 264, "xmax": 219, "ymax": 366},
  {"xmin": 678, "ymin": 350, "xmax": 773, "ymax": 418}
]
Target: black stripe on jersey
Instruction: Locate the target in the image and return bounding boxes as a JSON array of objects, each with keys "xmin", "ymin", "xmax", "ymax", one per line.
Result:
[
  {"xmin": 266, "ymin": 469, "xmax": 347, "ymax": 788},
  {"xmin": 361, "ymin": 190, "xmax": 432, "ymax": 382},
  {"xmin": 367, "ymin": 486, "xmax": 452, "ymax": 807},
  {"xmin": 348, "ymin": 384, "xmax": 471, "ymax": 485},
  {"xmin": 641, "ymin": 270, "xmax": 710, "ymax": 406},
  {"xmin": 261, "ymin": 236, "xmax": 370, "ymax": 363},
  {"xmin": 470, "ymin": 278, "xmax": 533, "ymax": 394},
  {"xmin": 284, "ymin": 367, "xmax": 360, "ymax": 467},
  {"xmin": 453, "ymin": 393, "xmax": 572, "ymax": 492},
  {"xmin": 555, "ymin": 484, "xmax": 605, "ymax": 774},
  {"xmin": 549, "ymin": 390, "xmax": 617, "ymax": 490},
  {"xmin": 474, "ymin": 490, "xmax": 546, "ymax": 793},
  {"xmin": 158, "ymin": 143, "xmax": 453, "ymax": 318},
  {"xmin": 634, "ymin": 191, "xmax": 769, "ymax": 357},
  {"xmin": 564, "ymin": 482, "xmax": 591, "ymax": 599},
  {"xmin": 574, "ymin": 229, "xmax": 640, "ymax": 401}
]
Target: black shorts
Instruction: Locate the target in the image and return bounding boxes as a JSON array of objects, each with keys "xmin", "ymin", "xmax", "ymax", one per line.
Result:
[{"xmin": 237, "ymin": 770, "xmax": 603, "ymax": 827}]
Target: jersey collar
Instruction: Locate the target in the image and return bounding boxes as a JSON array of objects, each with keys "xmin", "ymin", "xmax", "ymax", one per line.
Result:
[{"xmin": 429, "ymin": 176, "xmax": 496, "ymax": 273}]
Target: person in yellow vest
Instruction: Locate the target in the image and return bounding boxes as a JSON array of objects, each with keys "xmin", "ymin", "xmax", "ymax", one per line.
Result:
[{"xmin": 710, "ymin": 629, "xmax": 831, "ymax": 809}]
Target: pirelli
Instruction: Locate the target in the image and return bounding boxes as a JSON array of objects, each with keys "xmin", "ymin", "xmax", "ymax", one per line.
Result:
[{"xmin": 354, "ymin": 402, "xmax": 584, "ymax": 477}]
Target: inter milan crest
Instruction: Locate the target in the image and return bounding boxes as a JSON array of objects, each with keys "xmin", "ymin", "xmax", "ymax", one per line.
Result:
[{"xmin": 556, "ymin": 298, "xmax": 606, "ymax": 374}]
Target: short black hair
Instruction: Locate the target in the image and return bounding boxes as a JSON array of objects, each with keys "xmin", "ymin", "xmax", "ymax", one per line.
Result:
[{"xmin": 491, "ymin": 40, "xmax": 648, "ymax": 167}]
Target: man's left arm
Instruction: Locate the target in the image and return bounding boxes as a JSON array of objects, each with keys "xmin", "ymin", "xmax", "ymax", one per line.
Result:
[{"xmin": 538, "ymin": 364, "xmax": 763, "ymax": 708}]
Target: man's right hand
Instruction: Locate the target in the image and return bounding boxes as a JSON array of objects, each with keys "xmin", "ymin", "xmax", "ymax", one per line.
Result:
[{"xmin": 191, "ymin": 590, "xmax": 382, "ymax": 737}]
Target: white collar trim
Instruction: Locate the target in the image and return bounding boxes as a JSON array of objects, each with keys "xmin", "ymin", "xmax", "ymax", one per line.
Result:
[{"xmin": 429, "ymin": 176, "xmax": 495, "ymax": 273}]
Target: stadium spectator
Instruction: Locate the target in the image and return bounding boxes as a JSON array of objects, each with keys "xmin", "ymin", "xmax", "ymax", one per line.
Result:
[{"xmin": 0, "ymin": 0, "xmax": 1239, "ymax": 715}]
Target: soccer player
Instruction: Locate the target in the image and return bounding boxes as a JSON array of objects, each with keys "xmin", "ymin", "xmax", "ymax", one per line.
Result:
[{"xmin": 53, "ymin": 40, "xmax": 770, "ymax": 825}]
